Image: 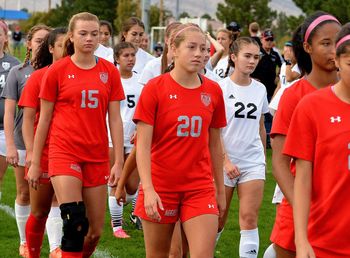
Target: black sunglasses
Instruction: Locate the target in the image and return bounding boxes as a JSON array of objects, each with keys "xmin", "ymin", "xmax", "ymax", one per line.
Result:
[{"xmin": 265, "ymin": 38, "xmax": 274, "ymax": 42}]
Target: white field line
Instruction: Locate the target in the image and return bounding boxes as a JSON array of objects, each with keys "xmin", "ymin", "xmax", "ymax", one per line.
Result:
[{"xmin": 0, "ymin": 203, "xmax": 117, "ymax": 258}]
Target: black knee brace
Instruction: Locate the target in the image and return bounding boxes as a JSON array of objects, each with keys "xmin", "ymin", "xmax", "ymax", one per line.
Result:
[{"xmin": 60, "ymin": 201, "xmax": 89, "ymax": 252}]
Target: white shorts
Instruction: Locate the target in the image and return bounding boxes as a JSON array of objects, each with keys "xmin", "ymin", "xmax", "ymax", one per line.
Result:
[
  {"xmin": 0, "ymin": 130, "xmax": 26, "ymax": 167},
  {"xmin": 224, "ymin": 165, "xmax": 265, "ymax": 188},
  {"xmin": 272, "ymin": 184, "xmax": 284, "ymax": 204}
]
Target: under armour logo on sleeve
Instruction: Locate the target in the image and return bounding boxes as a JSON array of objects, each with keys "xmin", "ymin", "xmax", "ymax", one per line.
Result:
[
  {"xmin": 169, "ymin": 94, "xmax": 177, "ymax": 99},
  {"xmin": 330, "ymin": 116, "xmax": 341, "ymax": 123},
  {"xmin": 68, "ymin": 74, "xmax": 75, "ymax": 79}
]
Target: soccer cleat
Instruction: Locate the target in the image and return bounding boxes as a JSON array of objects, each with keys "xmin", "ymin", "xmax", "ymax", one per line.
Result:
[
  {"xmin": 19, "ymin": 243, "xmax": 29, "ymax": 258},
  {"xmin": 113, "ymin": 228, "xmax": 130, "ymax": 239},
  {"xmin": 130, "ymin": 213, "xmax": 142, "ymax": 230},
  {"xmin": 49, "ymin": 247, "xmax": 62, "ymax": 258}
]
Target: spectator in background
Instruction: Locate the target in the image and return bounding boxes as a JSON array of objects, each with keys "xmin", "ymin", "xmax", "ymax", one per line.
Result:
[
  {"xmin": 12, "ymin": 25, "xmax": 22, "ymax": 57},
  {"xmin": 227, "ymin": 21, "xmax": 241, "ymax": 41},
  {"xmin": 249, "ymin": 22, "xmax": 262, "ymax": 46},
  {"xmin": 251, "ymin": 29, "xmax": 282, "ymax": 147},
  {"xmin": 140, "ymin": 33, "xmax": 150, "ymax": 52},
  {"xmin": 153, "ymin": 42, "xmax": 163, "ymax": 57}
]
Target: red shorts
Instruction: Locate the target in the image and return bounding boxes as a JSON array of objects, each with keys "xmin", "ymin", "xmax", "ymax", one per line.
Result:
[
  {"xmin": 48, "ymin": 155, "xmax": 110, "ymax": 187},
  {"xmin": 270, "ymin": 199, "xmax": 296, "ymax": 252},
  {"xmin": 24, "ymin": 148, "xmax": 50, "ymax": 184},
  {"xmin": 134, "ymin": 187, "xmax": 218, "ymax": 224}
]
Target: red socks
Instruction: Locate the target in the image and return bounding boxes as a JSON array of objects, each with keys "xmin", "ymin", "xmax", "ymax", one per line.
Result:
[
  {"xmin": 25, "ymin": 213, "xmax": 47, "ymax": 258},
  {"xmin": 61, "ymin": 251, "xmax": 83, "ymax": 258}
]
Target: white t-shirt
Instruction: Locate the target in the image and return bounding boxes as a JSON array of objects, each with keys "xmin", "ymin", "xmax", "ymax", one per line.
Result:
[
  {"xmin": 94, "ymin": 44, "xmax": 114, "ymax": 63},
  {"xmin": 269, "ymin": 63, "xmax": 301, "ymax": 115},
  {"xmin": 220, "ymin": 77, "xmax": 269, "ymax": 171},
  {"xmin": 138, "ymin": 57, "xmax": 162, "ymax": 85},
  {"xmin": 120, "ymin": 73, "xmax": 143, "ymax": 149},
  {"xmin": 133, "ymin": 48, "xmax": 155, "ymax": 75},
  {"xmin": 212, "ymin": 57, "xmax": 233, "ymax": 79}
]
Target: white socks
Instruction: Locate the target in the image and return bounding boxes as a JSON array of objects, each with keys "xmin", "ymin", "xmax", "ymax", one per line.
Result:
[
  {"xmin": 239, "ymin": 228, "xmax": 259, "ymax": 258},
  {"xmin": 263, "ymin": 243, "xmax": 276, "ymax": 258},
  {"xmin": 216, "ymin": 227, "xmax": 224, "ymax": 245},
  {"xmin": 15, "ymin": 202, "xmax": 30, "ymax": 244},
  {"xmin": 108, "ymin": 196, "xmax": 123, "ymax": 231},
  {"xmin": 46, "ymin": 206, "xmax": 62, "ymax": 252}
]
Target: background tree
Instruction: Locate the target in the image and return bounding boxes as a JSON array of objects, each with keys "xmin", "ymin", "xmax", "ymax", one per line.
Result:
[
  {"xmin": 149, "ymin": 4, "xmax": 173, "ymax": 28},
  {"xmin": 178, "ymin": 11, "xmax": 190, "ymax": 19},
  {"xmin": 201, "ymin": 13, "xmax": 212, "ymax": 20},
  {"xmin": 272, "ymin": 12, "xmax": 304, "ymax": 47},
  {"xmin": 216, "ymin": 0, "xmax": 277, "ymax": 34},
  {"xmin": 114, "ymin": 0, "xmax": 141, "ymax": 35},
  {"xmin": 293, "ymin": 0, "xmax": 350, "ymax": 24}
]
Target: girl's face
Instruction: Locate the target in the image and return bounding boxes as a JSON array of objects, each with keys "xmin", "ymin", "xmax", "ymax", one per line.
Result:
[
  {"xmin": 123, "ymin": 25, "xmax": 144, "ymax": 49},
  {"xmin": 0, "ymin": 27, "xmax": 8, "ymax": 52},
  {"xmin": 99, "ymin": 25, "xmax": 111, "ymax": 46},
  {"xmin": 28, "ymin": 29, "xmax": 49, "ymax": 59},
  {"xmin": 172, "ymin": 30, "xmax": 206, "ymax": 73},
  {"xmin": 217, "ymin": 31, "xmax": 232, "ymax": 52},
  {"xmin": 203, "ymin": 40, "xmax": 211, "ymax": 68},
  {"xmin": 305, "ymin": 22, "xmax": 341, "ymax": 72},
  {"xmin": 231, "ymin": 43, "xmax": 260, "ymax": 75},
  {"xmin": 336, "ymin": 48, "xmax": 350, "ymax": 85},
  {"xmin": 70, "ymin": 20, "xmax": 99, "ymax": 54},
  {"xmin": 116, "ymin": 47, "xmax": 136, "ymax": 72},
  {"xmin": 49, "ymin": 34, "xmax": 66, "ymax": 62}
]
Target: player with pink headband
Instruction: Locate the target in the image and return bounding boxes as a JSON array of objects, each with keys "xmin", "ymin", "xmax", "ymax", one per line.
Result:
[
  {"xmin": 285, "ymin": 22, "xmax": 350, "ymax": 258},
  {"xmin": 263, "ymin": 11, "xmax": 341, "ymax": 258},
  {"xmin": 133, "ymin": 23, "xmax": 227, "ymax": 257}
]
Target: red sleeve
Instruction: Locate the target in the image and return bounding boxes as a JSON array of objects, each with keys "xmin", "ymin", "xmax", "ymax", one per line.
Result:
[
  {"xmin": 133, "ymin": 82, "xmax": 157, "ymax": 126},
  {"xmin": 18, "ymin": 71, "xmax": 40, "ymax": 108},
  {"xmin": 270, "ymin": 88, "xmax": 297, "ymax": 137},
  {"xmin": 39, "ymin": 66, "xmax": 58, "ymax": 102},
  {"xmin": 283, "ymin": 98, "xmax": 316, "ymax": 162},
  {"xmin": 210, "ymin": 85, "xmax": 227, "ymax": 128},
  {"xmin": 109, "ymin": 65, "xmax": 125, "ymax": 101}
]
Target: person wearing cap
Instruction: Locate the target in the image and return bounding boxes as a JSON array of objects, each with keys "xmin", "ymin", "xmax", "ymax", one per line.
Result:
[
  {"xmin": 251, "ymin": 29, "xmax": 282, "ymax": 148},
  {"xmin": 227, "ymin": 21, "xmax": 241, "ymax": 41}
]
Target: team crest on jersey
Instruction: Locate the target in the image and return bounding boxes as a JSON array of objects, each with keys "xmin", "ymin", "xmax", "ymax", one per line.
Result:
[
  {"xmin": 99, "ymin": 72, "xmax": 108, "ymax": 84},
  {"xmin": 201, "ymin": 93, "xmax": 211, "ymax": 106},
  {"xmin": 2, "ymin": 62, "xmax": 10, "ymax": 71}
]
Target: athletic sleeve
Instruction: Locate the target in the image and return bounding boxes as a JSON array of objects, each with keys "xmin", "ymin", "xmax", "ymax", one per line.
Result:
[
  {"xmin": 133, "ymin": 82, "xmax": 158, "ymax": 126},
  {"xmin": 39, "ymin": 66, "xmax": 58, "ymax": 102},
  {"xmin": 262, "ymin": 90, "xmax": 269, "ymax": 114},
  {"xmin": 210, "ymin": 85, "xmax": 227, "ymax": 128},
  {"xmin": 283, "ymin": 98, "xmax": 316, "ymax": 162},
  {"xmin": 138, "ymin": 62, "xmax": 156, "ymax": 85},
  {"xmin": 18, "ymin": 71, "xmax": 40, "ymax": 108},
  {"xmin": 1, "ymin": 67, "xmax": 19, "ymax": 100},
  {"xmin": 109, "ymin": 66, "xmax": 125, "ymax": 101}
]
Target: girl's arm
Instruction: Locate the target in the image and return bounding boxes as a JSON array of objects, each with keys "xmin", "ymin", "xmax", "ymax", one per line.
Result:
[
  {"xmin": 4, "ymin": 99, "xmax": 19, "ymax": 166},
  {"xmin": 22, "ymin": 107, "xmax": 36, "ymax": 168},
  {"xmin": 209, "ymin": 127, "xmax": 226, "ymax": 218},
  {"xmin": 28, "ymin": 99, "xmax": 54, "ymax": 189},
  {"xmin": 207, "ymin": 33, "xmax": 225, "ymax": 69},
  {"xmin": 136, "ymin": 121, "xmax": 163, "ymax": 221},
  {"xmin": 259, "ymin": 115, "xmax": 266, "ymax": 157},
  {"xmin": 108, "ymin": 101, "xmax": 124, "ymax": 187},
  {"xmin": 294, "ymin": 158, "xmax": 315, "ymax": 258}
]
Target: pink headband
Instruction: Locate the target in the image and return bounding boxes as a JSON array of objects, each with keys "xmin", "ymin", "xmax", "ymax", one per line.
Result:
[
  {"xmin": 173, "ymin": 25, "xmax": 199, "ymax": 40},
  {"xmin": 0, "ymin": 21, "xmax": 8, "ymax": 34},
  {"xmin": 304, "ymin": 15, "xmax": 339, "ymax": 43},
  {"xmin": 336, "ymin": 35, "xmax": 350, "ymax": 50}
]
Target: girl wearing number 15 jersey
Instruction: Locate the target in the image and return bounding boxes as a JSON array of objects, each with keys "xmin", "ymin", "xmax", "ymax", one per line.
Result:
[{"xmin": 218, "ymin": 37, "xmax": 268, "ymax": 258}]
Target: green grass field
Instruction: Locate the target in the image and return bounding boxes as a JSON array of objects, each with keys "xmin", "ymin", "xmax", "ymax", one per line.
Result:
[{"xmin": 0, "ymin": 150, "xmax": 277, "ymax": 257}]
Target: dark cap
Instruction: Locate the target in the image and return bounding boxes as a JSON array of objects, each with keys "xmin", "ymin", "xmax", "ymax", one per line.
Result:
[
  {"xmin": 262, "ymin": 29, "xmax": 274, "ymax": 39},
  {"xmin": 284, "ymin": 41, "xmax": 293, "ymax": 47},
  {"xmin": 227, "ymin": 21, "xmax": 241, "ymax": 32}
]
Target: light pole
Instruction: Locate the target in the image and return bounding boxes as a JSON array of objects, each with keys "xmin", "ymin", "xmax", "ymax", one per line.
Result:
[{"xmin": 141, "ymin": 0, "xmax": 151, "ymax": 33}]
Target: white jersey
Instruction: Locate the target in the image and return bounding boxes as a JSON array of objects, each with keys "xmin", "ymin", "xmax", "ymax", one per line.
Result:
[
  {"xmin": 133, "ymin": 48, "xmax": 155, "ymax": 75},
  {"xmin": 138, "ymin": 56, "xmax": 161, "ymax": 85},
  {"xmin": 94, "ymin": 44, "xmax": 114, "ymax": 63},
  {"xmin": 120, "ymin": 73, "xmax": 143, "ymax": 149},
  {"xmin": 220, "ymin": 77, "xmax": 269, "ymax": 171},
  {"xmin": 269, "ymin": 63, "xmax": 300, "ymax": 115},
  {"xmin": 204, "ymin": 68, "xmax": 221, "ymax": 82},
  {"xmin": 212, "ymin": 57, "xmax": 233, "ymax": 79}
]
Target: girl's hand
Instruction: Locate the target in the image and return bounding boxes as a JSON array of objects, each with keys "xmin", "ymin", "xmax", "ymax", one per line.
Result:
[
  {"xmin": 109, "ymin": 163, "xmax": 122, "ymax": 187},
  {"xmin": 224, "ymin": 160, "xmax": 240, "ymax": 179},
  {"xmin": 6, "ymin": 145, "xmax": 19, "ymax": 167},
  {"xmin": 296, "ymin": 240, "xmax": 316, "ymax": 258},
  {"xmin": 27, "ymin": 163, "xmax": 42, "ymax": 190},
  {"xmin": 115, "ymin": 185, "xmax": 126, "ymax": 205},
  {"xmin": 144, "ymin": 188, "xmax": 164, "ymax": 222}
]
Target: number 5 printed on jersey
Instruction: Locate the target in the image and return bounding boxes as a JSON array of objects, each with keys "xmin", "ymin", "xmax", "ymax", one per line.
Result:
[
  {"xmin": 81, "ymin": 90, "xmax": 99, "ymax": 108},
  {"xmin": 177, "ymin": 115, "xmax": 202, "ymax": 137}
]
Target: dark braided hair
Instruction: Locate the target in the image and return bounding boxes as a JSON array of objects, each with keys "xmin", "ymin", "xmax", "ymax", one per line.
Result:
[{"xmin": 33, "ymin": 27, "xmax": 67, "ymax": 70}]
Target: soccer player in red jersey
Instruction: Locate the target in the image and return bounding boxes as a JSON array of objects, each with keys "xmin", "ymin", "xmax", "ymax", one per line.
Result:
[
  {"xmin": 133, "ymin": 23, "xmax": 227, "ymax": 258},
  {"xmin": 19, "ymin": 27, "xmax": 66, "ymax": 258},
  {"xmin": 2, "ymin": 24, "xmax": 51, "ymax": 257},
  {"xmin": 28, "ymin": 12, "xmax": 124, "ymax": 258},
  {"xmin": 263, "ymin": 12, "xmax": 341, "ymax": 258},
  {"xmin": 284, "ymin": 23, "xmax": 350, "ymax": 258}
]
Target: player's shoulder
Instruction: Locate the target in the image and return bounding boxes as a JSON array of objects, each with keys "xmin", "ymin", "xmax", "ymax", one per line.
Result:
[
  {"xmin": 218, "ymin": 76, "xmax": 231, "ymax": 88},
  {"xmin": 28, "ymin": 66, "xmax": 48, "ymax": 80},
  {"xmin": 2, "ymin": 53, "xmax": 20, "ymax": 66},
  {"xmin": 297, "ymin": 86, "xmax": 332, "ymax": 109},
  {"xmin": 48, "ymin": 56, "xmax": 70, "ymax": 72},
  {"xmin": 250, "ymin": 78, "xmax": 267, "ymax": 91},
  {"xmin": 202, "ymin": 75, "xmax": 222, "ymax": 93}
]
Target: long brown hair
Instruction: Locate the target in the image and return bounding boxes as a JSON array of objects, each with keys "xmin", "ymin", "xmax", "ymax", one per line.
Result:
[
  {"xmin": 62, "ymin": 12, "xmax": 99, "ymax": 57},
  {"xmin": 120, "ymin": 17, "xmax": 144, "ymax": 42},
  {"xmin": 161, "ymin": 22, "xmax": 182, "ymax": 74}
]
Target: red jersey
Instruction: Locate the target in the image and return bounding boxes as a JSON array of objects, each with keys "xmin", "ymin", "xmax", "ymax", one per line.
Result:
[
  {"xmin": 39, "ymin": 56, "xmax": 125, "ymax": 162},
  {"xmin": 133, "ymin": 73, "xmax": 227, "ymax": 192},
  {"xmin": 284, "ymin": 87, "xmax": 350, "ymax": 258}
]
